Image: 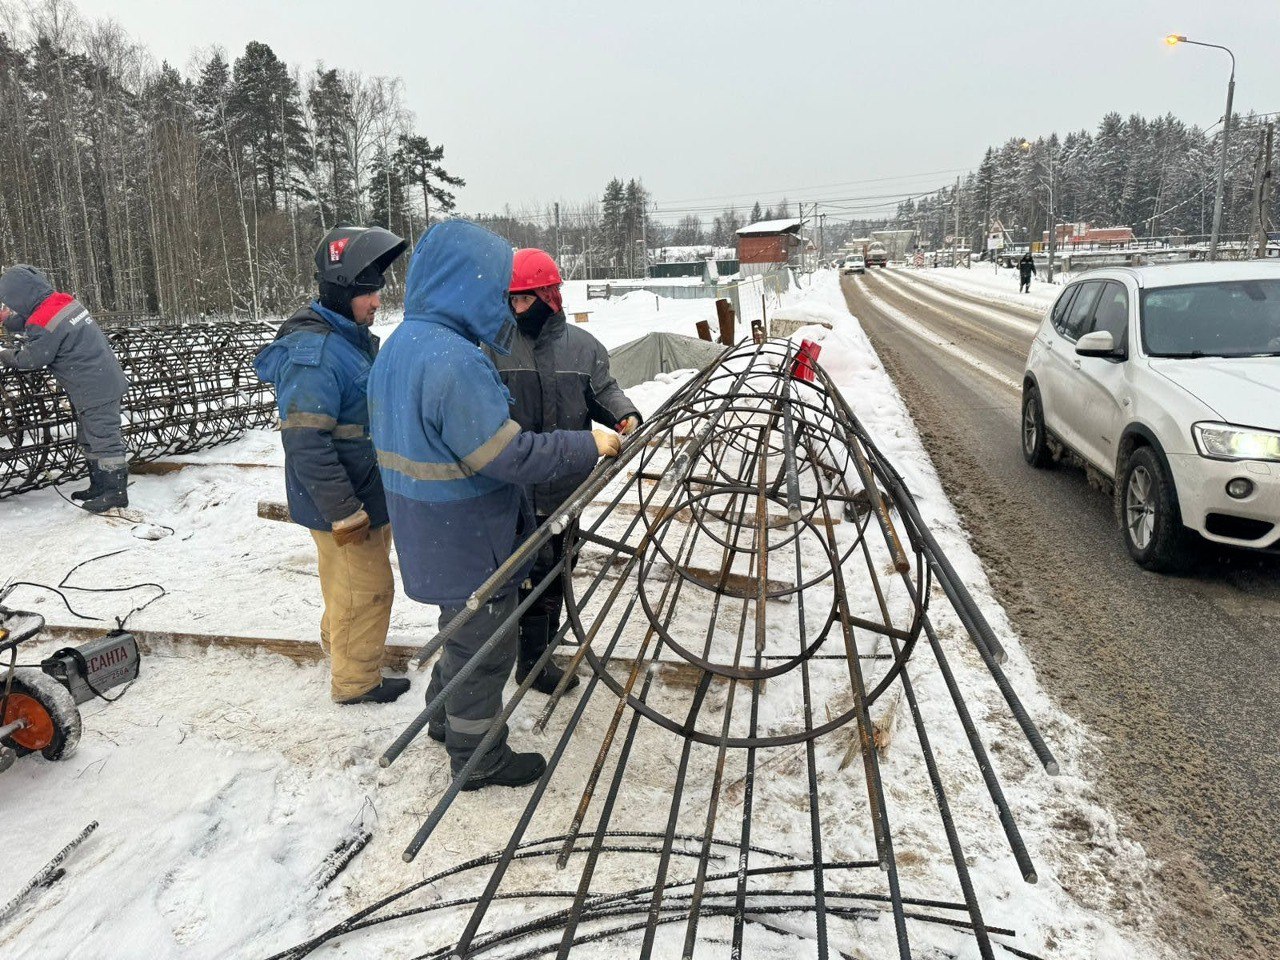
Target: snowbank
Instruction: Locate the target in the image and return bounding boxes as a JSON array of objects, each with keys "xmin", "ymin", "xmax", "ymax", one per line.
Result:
[{"xmin": 901, "ymin": 265, "xmax": 1067, "ymax": 312}]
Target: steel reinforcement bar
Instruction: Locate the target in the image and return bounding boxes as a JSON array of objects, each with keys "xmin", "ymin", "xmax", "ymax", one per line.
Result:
[
  {"xmin": 270, "ymin": 338, "xmax": 1056, "ymax": 960},
  {"xmin": 0, "ymin": 321, "xmax": 276, "ymax": 499}
]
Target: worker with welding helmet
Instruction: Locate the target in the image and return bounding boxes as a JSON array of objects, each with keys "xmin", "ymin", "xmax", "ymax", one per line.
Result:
[
  {"xmin": 254, "ymin": 225, "xmax": 409, "ymax": 706},
  {"xmin": 368, "ymin": 221, "xmax": 620, "ymax": 791},
  {"xmin": 486, "ymin": 248, "xmax": 641, "ymax": 695}
]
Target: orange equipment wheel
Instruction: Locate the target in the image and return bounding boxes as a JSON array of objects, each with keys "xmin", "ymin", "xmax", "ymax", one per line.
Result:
[{"xmin": 1, "ymin": 671, "xmax": 81, "ymax": 761}]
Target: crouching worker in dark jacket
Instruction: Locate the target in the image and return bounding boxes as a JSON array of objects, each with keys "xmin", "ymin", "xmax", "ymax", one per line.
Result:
[
  {"xmin": 254, "ymin": 226, "xmax": 410, "ymax": 705},
  {"xmin": 489, "ymin": 248, "xmax": 641, "ymax": 695},
  {"xmin": 0, "ymin": 265, "xmax": 129, "ymax": 512},
  {"xmin": 368, "ymin": 221, "xmax": 620, "ymax": 791}
]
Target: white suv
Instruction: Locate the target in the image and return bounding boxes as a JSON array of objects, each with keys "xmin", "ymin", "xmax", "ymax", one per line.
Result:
[{"xmin": 1021, "ymin": 262, "xmax": 1280, "ymax": 570}]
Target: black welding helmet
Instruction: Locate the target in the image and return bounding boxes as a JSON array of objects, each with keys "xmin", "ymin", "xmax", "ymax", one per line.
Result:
[{"xmin": 314, "ymin": 226, "xmax": 408, "ymax": 318}]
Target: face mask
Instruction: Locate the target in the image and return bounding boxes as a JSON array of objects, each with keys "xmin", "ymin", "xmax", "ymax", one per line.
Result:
[{"xmin": 515, "ymin": 297, "xmax": 555, "ymax": 338}]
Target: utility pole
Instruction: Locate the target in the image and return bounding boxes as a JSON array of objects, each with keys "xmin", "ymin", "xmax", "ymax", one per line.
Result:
[
  {"xmin": 554, "ymin": 201, "xmax": 561, "ymax": 265},
  {"xmin": 1046, "ymin": 145, "xmax": 1057, "ymax": 283},
  {"xmin": 1254, "ymin": 123, "xmax": 1274, "ymax": 258},
  {"xmin": 798, "ymin": 202, "xmax": 806, "ymax": 278},
  {"xmin": 819, "ymin": 211, "xmax": 827, "ymax": 262},
  {"xmin": 954, "ymin": 176, "xmax": 961, "ymax": 268},
  {"xmin": 640, "ymin": 198, "xmax": 649, "ymax": 279}
]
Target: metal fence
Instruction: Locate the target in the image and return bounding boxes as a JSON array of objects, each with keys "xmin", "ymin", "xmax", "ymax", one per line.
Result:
[
  {"xmin": 587, "ymin": 270, "xmax": 789, "ymax": 331},
  {"xmin": 0, "ymin": 321, "xmax": 276, "ymax": 499}
]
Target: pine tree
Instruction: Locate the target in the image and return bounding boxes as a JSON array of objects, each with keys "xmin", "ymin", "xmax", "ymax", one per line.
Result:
[
  {"xmin": 623, "ymin": 179, "xmax": 649, "ymax": 276},
  {"xmin": 600, "ymin": 178, "xmax": 626, "ymax": 271},
  {"xmin": 394, "ymin": 134, "xmax": 465, "ymax": 238},
  {"xmin": 306, "ymin": 67, "xmax": 357, "ymax": 226},
  {"xmin": 368, "ymin": 146, "xmax": 408, "ymax": 234},
  {"xmin": 229, "ymin": 42, "xmax": 304, "ymax": 211},
  {"xmin": 720, "ymin": 205, "xmax": 742, "ymax": 240}
]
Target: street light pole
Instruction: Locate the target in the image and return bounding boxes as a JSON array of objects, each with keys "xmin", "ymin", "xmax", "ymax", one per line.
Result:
[{"xmin": 1167, "ymin": 35, "xmax": 1236, "ymax": 261}]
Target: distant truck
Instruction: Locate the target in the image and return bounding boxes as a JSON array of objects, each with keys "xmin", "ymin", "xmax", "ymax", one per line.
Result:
[{"xmin": 864, "ymin": 241, "xmax": 888, "ymax": 268}]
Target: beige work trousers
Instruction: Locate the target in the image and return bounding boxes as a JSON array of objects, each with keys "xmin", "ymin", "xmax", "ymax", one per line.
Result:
[{"xmin": 310, "ymin": 524, "xmax": 395, "ymax": 702}]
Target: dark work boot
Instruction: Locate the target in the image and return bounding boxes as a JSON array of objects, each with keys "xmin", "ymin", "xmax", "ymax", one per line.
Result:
[
  {"xmin": 340, "ymin": 677, "xmax": 410, "ymax": 705},
  {"xmin": 515, "ymin": 615, "xmax": 578, "ymax": 696},
  {"xmin": 82, "ymin": 467, "xmax": 129, "ymax": 514},
  {"xmin": 460, "ymin": 749, "xmax": 546, "ymax": 791},
  {"xmin": 71, "ymin": 463, "xmax": 103, "ymax": 502},
  {"xmin": 428, "ymin": 718, "xmax": 445, "ymax": 742}
]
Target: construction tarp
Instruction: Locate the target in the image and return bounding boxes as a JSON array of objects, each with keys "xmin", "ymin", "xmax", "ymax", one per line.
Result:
[{"xmin": 607, "ymin": 332, "xmax": 725, "ymax": 389}]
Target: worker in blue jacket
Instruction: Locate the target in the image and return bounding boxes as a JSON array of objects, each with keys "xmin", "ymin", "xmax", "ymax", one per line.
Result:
[
  {"xmin": 255, "ymin": 225, "xmax": 409, "ymax": 706},
  {"xmin": 368, "ymin": 219, "xmax": 619, "ymax": 791}
]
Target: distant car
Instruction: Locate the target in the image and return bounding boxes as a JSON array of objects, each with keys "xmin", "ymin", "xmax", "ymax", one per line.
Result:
[
  {"xmin": 841, "ymin": 257, "xmax": 866, "ymax": 275},
  {"xmin": 1021, "ymin": 262, "xmax": 1280, "ymax": 570}
]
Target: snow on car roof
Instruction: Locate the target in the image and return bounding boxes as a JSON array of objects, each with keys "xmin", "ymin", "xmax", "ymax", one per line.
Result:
[{"xmin": 1116, "ymin": 261, "xmax": 1280, "ymax": 288}]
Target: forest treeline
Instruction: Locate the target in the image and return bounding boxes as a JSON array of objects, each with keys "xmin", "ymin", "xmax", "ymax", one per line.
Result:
[
  {"xmin": 900, "ymin": 110, "xmax": 1277, "ymax": 252},
  {"xmin": 0, "ymin": 1, "xmax": 463, "ymax": 318},
  {"xmin": 3, "ymin": 1, "xmax": 1274, "ymax": 320}
]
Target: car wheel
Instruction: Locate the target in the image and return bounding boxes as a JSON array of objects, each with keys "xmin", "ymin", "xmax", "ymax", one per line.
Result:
[
  {"xmin": 1118, "ymin": 446, "xmax": 1192, "ymax": 572},
  {"xmin": 1020, "ymin": 386, "xmax": 1053, "ymax": 468}
]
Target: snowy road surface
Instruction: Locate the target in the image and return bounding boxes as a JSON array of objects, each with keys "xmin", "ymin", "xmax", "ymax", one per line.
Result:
[
  {"xmin": 843, "ymin": 266, "xmax": 1280, "ymax": 960},
  {"xmin": 0, "ymin": 273, "xmax": 1176, "ymax": 959}
]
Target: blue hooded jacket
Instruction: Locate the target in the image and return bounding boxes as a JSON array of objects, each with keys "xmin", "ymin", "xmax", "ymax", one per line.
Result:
[
  {"xmin": 368, "ymin": 221, "xmax": 599, "ymax": 608},
  {"xmin": 253, "ymin": 301, "xmax": 387, "ymax": 531}
]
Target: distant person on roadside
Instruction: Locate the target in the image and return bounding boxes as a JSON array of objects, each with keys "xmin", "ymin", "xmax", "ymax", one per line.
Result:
[
  {"xmin": 486, "ymin": 248, "xmax": 641, "ymax": 696},
  {"xmin": 1018, "ymin": 252, "xmax": 1037, "ymax": 293},
  {"xmin": 254, "ymin": 225, "xmax": 410, "ymax": 706},
  {"xmin": 368, "ymin": 221, "xmax": 619, "ymax": 792},
  {"xmin": 0, "ymin": 264, "xmax": 129, "ymax": 513}
]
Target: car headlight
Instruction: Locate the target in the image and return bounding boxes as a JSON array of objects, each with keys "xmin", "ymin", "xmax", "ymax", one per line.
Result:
[{"xmin": 1192, "ymin": 422, "xmax": 1280, "ymax": 462}]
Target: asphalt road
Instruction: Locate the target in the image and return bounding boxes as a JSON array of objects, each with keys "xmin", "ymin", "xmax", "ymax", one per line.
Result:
[{"xmin": 841, "ymin": 268, "xmax": 1280, "ymax": 960}]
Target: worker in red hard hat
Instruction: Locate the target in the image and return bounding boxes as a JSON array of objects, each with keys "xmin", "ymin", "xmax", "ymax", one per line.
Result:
[{"xmin": 486, "ymin": 248, "xmax": 641, "ymax": 695}]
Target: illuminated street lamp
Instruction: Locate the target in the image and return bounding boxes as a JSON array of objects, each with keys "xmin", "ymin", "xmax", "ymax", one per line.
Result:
[{"xmin": 1167, "ymin": 34, "xmax": 1236, "ymax": 261}]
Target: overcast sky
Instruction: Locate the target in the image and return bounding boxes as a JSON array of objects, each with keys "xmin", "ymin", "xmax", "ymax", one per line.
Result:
[{"xmin": 66, "ymin": 0, "xmax": 1280, "ymax": 227}]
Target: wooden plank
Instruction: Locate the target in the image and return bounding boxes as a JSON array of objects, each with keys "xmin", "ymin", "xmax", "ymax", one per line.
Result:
[
  {"xmin": 41, "ymin": 624, "xmax": 419, "ymax": 671},
  {"xmin": 132, "ymin": 460, "xmax": 279, "ymax": 476},
  {"xmin": 598, "ymin": 487, "xmax": 841, "ymax": 530},
  {"xmin": 573, "ymin": 554, "xmax": 793, "ymax": 602},
  {"xmin": 40, "ymin": 624, "xmax": 751, "ymax": 694}
]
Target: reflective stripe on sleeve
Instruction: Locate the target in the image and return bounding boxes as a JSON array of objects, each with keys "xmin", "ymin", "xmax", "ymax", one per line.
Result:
[
  {"xmin": 282, "ymin": 412, "xmax": 338, "ymax": 431},
  {"xmin": 461, "ymin": 419, "xmax": 521, "ymax": 472}
]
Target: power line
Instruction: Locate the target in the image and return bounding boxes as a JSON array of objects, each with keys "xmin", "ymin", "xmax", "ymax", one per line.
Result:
[{"xmin": 655, "ymin": 166, "xmax": 975, "ymax": 206}]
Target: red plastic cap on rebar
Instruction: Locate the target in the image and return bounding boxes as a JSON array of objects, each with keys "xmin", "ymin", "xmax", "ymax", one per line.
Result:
[
  {"xmin": 790, "ymin": 339, "xmax": 822, "ymax": 382},
  {"xmin": 510, "ymin": 248, "xmax": 563, "ymax": 292}
]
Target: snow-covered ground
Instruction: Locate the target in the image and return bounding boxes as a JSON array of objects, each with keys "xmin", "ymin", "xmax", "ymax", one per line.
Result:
[
  {"xmin": 0, "ymin": 272, "xmax": 1171, "ymax": 959},
  {"xmin": 896, "ymin": 265, "xmax": 1070, "ymax": 313}
]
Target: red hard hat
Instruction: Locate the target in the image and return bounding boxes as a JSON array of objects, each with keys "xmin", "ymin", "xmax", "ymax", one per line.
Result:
[{"xmin": 510, "ymin": 248, "xmax": 563, "ymax": 292}]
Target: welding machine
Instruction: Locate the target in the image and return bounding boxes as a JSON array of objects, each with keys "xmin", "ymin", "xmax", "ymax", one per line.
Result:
[{"xmin": 0, "ymin": 607, "xmax": 140, "ymax": 773}]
